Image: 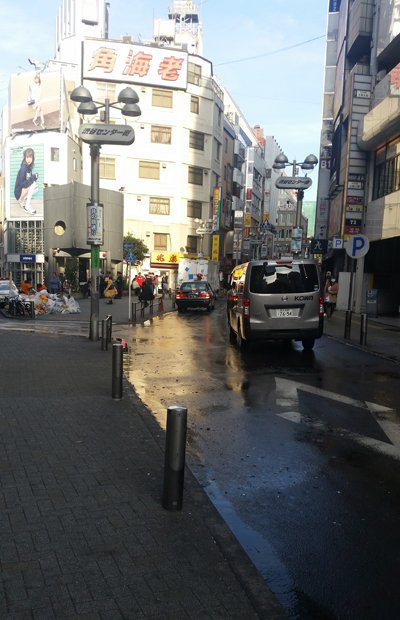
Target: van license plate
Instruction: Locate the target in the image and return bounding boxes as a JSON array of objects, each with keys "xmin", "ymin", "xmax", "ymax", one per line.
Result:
[{"xmin": 276, "ymin": 309, "xmax": 293, "ymax": 317}]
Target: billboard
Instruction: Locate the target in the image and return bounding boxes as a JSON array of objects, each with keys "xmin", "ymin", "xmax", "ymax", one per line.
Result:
[
  {"xmin": 10, "ymin": 70, "xmax": 61, "ymax": 133},
  {"xmin": 83, "ymin": 40, "xmax": 188, "ymax": 89},
  {"xmin": 9, "ymin": 144, "xmax": 44, "ymax": 218}
]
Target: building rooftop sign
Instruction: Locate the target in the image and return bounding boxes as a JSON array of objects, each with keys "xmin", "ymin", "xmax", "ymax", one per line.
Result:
[{"xmin": 83, "ymin": 40, "xmax": 188, "ymax": 89}]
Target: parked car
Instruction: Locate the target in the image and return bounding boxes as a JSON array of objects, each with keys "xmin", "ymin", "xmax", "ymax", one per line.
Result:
[
  {"xmin": 175, "ymin": 280, "xmax": 217, "ymax": 312},
  {"xmin": 0, "ymin": 278, "xmax": 19, "ymax": 308},
  {"xmin": 227, "ymin": 258, "xmax": 324, "ymax": 351}
]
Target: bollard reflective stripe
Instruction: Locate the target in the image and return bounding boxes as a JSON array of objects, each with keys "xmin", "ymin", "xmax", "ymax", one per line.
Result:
[
  {"xmin": 162, "ymin": 405, "xmax": 187, "ymax": 511},
  {"xmin": 112, "ymin": 342, "xmax": 123, "ymax": 400}
]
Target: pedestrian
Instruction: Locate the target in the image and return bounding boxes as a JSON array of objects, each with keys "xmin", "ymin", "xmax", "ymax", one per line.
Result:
[
  {"xmin": 323, "ymin": 271, "xmax": 332, "ymax": 316},
  {"xmin": 98, "ymin": 271, "xmax": 105, "ymax": 298},
  {"xmin": 326, "ymin": 277, "xmax": 339, "ymax": 318},
  {"xmin": 20, "ymin": 278, "xmax": 33, "ymax": 295},
  {"xmin": 104, "ymin": 273, "xmax": 117, "ymax": 304},
  {"xmin": 115, "ymin": 271, "xmax": 123, "ymax": 299},
  {"xmin": 161, "ymin": 274, "xmax": 168, "ymax": 297},
  {"xmin": 131, "ymin": 275, "xmax": 141, "ymax": 296},
  {"xmin": 49, "ymin": 272, "xmax": 60, "ymax": 294},
  {"xmin": 37, "ymin": 282, "xmax": 47, "ymax": 292},
  {"xmin": 138, "ymin": 277, "xmax": 155, "ymax": 308}
]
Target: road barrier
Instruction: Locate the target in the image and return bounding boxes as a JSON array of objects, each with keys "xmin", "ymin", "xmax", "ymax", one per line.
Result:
[
  {"xmin": 130, "ymin": 296, "xmax": 164, "ymax": 323},
  {"xmin": 162, "ymin": 405, "xmax": 187, "ymax": 511},
  {"xmin": 101, "ymin": 315, "xmax": 112, "ymax": 351},
  {"xmin": 112, "ymin": 342, "xmax": 123, "ymax": 400}
]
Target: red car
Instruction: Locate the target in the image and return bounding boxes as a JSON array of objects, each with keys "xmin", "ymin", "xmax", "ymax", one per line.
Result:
[{"xmin": 175, "ymin": 280, "xmax": 216, "ymax": 313}]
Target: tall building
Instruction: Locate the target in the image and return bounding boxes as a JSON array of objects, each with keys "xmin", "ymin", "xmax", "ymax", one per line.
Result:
[{"xmin": 316, "ymin": 0, "xmax": 400, "ymax": 314}]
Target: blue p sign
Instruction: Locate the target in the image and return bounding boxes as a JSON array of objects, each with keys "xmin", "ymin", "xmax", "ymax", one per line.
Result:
[{"xmin": 344, "ymin": 234, "xmax": 370, "ymax": 258}]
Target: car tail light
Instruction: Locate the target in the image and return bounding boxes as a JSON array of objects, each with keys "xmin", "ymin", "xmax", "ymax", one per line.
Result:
[
  {"xmin": 198, "ymin": 292, "xmax": 210, "ymax": 298},
  {"xmin": 176, "ymin": 292, "xmax": 188, "ymax": 299},
  {"xmin": 243, "ymin": 296, "xmax": 250, "ymax": 318},
  {"xmin": 319, "ymin": 295, "xmax": 324, "ymax": 316}
]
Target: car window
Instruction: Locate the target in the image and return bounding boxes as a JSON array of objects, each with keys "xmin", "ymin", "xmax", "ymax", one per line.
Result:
[
  {"xmin": 180, "ymin": 282, "xmax": 208, "ymax": 292},
  {"xmin": 249, "ymin": 264, "xmax": 319, "ymax": 294}
]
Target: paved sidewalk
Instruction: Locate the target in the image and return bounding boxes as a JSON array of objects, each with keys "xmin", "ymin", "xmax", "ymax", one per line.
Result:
[{"xmin": 0, "ymin": 323, "xmax": 285, "ymax": 619}]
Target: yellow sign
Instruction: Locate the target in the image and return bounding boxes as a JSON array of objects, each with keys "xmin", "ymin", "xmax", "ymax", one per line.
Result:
[
  {"xmin": 244, "ymin": 213, "xmax": 252, "ymax": 226},
  {"xmin": 212, "ymin": 235, "xmax": 219, "ymax": 261}
]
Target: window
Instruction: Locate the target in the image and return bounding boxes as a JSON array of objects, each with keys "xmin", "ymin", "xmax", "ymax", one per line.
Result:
[
  {"xmin": 139, "ymin": 160, "xmax": 160, "ymax": 179},
  {"xmin": 215, "ymin": 139, "xmax": 221, "ymax": 161},
  {"xmin": 154, "ymin": 233, "xmax": 168, "ymax": 250},
  {"xmin": 95, "ymin": 81, "xmax": 116, "ymax": 103},
  {"xmin": 188, "ymin": 166, "xmax": 203, "ymax": 185},
  {"xmin": 99, "ymin": 156, "xmax": 116, "ymax": 179},
  {"xmin": 186, "ymin": 235, "xmax": 197, "ymax": 253},
  {"xmin": 151, "ymin": 125, "xmax": 172, "ymax": 144},
  {"xmin": 189, "ymin": 130, "xmax": 205, "ymax": 151},
  {"xmin": 190, "ymin": 95, "xmax": 199, "ymax": 114},
  {"xmin": 188, "ymin": 62, "xmax": 202, "ymax": 85},
  {"xmin": 152, "ymin": 88, "xmax": 173, "ymax": 108},
  {"xmin": 187, "ymin": 200, "xmax": 202, "ymax": 218},
  {"xmin": 51, "ymin": 147, "xmax": 59, "ymax": 162},
  {"xmin": 224, "ymin": 137, "xmax": 228, "ymax": 153},
  {"xmin": 149, "ymin": 197, "xmax": 170, "ymax": 215}
]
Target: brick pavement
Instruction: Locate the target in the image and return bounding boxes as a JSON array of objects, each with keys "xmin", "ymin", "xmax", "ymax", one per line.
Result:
[{"xmin": 0, "ymin": 325, "xmax": 286, "ymax": 619}]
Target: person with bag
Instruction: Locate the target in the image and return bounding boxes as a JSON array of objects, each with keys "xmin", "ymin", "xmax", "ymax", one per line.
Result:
[
  {"xmin": 326, "ymin": 277, "xmax": 339, "ymax": 318},
  {"xmin": 138, "ymin": 277, "xmax": 154, "ymax": 308},
  {"xmin": 104, "ymin": 274, "xmax": 117, "ymax": 304}
]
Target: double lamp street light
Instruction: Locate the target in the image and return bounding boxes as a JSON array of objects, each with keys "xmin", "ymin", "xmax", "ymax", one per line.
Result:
[
  {"xmin": 273, "ymin": 152, "xmax": 318, "ymax": 255},
  {"xmin": 70, "ymin": 84, "xmax": 141, "ymax": 340}
]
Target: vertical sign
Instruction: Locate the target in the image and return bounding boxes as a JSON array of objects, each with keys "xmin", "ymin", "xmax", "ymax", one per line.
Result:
[
  {"xmin": 212, "ymin": 186, "xmax": 221, "ymax": 232},
  {"xmin": 212, "ymin": 234, "xmax": 219, "ymax": 262},
  {"xmin": 87, "ymin": 203, "xmax": 104, "ymax": 245}
]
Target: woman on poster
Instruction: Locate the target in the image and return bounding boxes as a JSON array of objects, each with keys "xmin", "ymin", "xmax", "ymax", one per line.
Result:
[{"xmin": 14, "ymin": 147, "xmax": 39, "ymax": 215}]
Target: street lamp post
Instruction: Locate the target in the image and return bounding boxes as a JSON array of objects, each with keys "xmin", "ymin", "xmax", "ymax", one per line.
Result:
[
  {"xmin": 273, "ymin": 153, "xmax": 318, "ymax": 256},
  {"xmin": 70, "ymin": 85, "xmax": 141, "ymax": 340}
]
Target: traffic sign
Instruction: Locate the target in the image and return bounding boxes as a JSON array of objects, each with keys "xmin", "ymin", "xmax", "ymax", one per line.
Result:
[
  {"xmin": 125, "ymin": 253, "xmax": 136, "ymax": 262},
  {"xmin": 344, "ymin": 234, "xmax": 369, "ymax": 258},
  {"xmin": 275, "ymin": 176, "xmax": 312, "ymax": 190}
]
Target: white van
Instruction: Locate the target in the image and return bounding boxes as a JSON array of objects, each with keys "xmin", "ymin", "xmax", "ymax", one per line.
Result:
[{"xmin": 227, "ymin": 258, "xmax": 324, "ymax": 351}]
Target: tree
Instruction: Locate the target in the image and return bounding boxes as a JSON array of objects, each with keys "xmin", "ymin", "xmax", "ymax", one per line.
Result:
[{"xmin": 123, "ymin": 234, "xmax": 148, "ymax": 264}]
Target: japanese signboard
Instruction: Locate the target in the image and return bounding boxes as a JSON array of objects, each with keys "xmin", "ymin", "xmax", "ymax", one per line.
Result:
[
  {"xmin": 275, "ymin": 176, "xmax": 312, "ymax": 190},
  {"xmin": 83, "ymin": 40, "xmax": 188, "ymax": 89},
  {"xmin": 212, "ymin": 186, "xmax": 221, "ymax": 233},
  {"xmin": 79, "ymin": 123, "xmax": 135, "ymax": 145},
  {"xmin": 87, "ymin": 203, "xmax": 104, "ymax": 245}
]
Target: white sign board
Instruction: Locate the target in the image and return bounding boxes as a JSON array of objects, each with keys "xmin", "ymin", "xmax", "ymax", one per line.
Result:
[
  {"xmin": 344, "ymin": 234, "xmax": 369, "ymax": 258},
  {"xmin": 275, "ymin": 176, "xmax": 312, "ymax": 190}
]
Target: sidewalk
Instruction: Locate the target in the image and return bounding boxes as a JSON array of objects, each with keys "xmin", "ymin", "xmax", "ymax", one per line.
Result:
[
  {"xmin": 323, "ymin": 309, "xmax": 400, "ymax": 364},
  {"xmin": 0, "ymin": 311, "xmax": 286, "ymax": 619}
]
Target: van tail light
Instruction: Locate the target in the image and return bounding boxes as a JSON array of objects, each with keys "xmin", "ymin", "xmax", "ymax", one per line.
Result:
[
  {"xmin": 319, "ymin": 295, "xmax": 324, "ymax": 316},
  {"xmin": 243, "ymin": 296, "xmax": 250, "ymax": 319}
]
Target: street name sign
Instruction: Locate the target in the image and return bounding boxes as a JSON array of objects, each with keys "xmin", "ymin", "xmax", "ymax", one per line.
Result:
[
  {"xmin": 79, "ymin": 123, "xmax": 135, "ymax": 145},
  {"xmin": 275, "ymin": 176, "xmax": 312, "ymax": 190}
]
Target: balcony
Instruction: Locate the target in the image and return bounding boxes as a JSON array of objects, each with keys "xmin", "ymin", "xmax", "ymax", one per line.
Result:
[
  {"xmin": 234, "ymin": 139, "xmax": 246, "ymax": 162},
  {"xmin": 347, "ymin": 0, "xmax": 374, "ymax": 62},
  {"xmin": 233, "ymin": 168, "xmax": 244, "ymax": 186},
  {"xmin": 232, "ymin": 195, "xmax": 244, "ymax": 211}
]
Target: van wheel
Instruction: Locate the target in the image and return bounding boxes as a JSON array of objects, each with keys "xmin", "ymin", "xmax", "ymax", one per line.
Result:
[
  {"xmin": 229, "ymin": 324, "xmax": 236, "ymax": 343},
  {"xmin": 302, "ymin": 338, "xmax": 315, "ymax": 351}
]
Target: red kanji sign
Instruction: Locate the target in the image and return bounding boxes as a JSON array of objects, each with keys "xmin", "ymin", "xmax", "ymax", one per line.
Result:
[{"xmin": 88, "ymin": 47, "xmax": 117, "ymax": 73}]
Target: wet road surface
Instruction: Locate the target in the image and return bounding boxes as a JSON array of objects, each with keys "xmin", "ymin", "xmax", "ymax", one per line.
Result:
[{"xmin": 116, "ymin": 306, "xmax": 400, "ymax": 619}]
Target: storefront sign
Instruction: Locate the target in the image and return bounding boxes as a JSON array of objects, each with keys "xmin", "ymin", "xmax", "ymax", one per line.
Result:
[{"xmin": 87, "ymin": 203, "xmax": 104, "ymax": 245}]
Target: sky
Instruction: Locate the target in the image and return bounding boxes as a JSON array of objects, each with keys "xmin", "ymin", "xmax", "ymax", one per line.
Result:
[{"xmin": 0, "ymin": 0, "xmax": 328, "ymax": 200}]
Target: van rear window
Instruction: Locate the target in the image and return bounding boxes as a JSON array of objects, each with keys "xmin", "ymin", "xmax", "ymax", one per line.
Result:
[{"xmin": 249, "ymin": 264, "xmax": 319, "ymax": 294}]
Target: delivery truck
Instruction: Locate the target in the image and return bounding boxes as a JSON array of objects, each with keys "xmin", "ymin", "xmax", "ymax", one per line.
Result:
[{"xmin": 177, "ymin": 258, "xmax": 220, "ymax": 292}]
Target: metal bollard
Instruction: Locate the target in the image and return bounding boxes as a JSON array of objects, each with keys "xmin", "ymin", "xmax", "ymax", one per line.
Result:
[
  {"xmin": 344, "ymin": 310, "xmax": 352, "ymax": 340},
  {"xmin": 112, "ymin": 342, "xmax": 123, "ymax": 400},
  {"xmin": 106, "ymin": 314, "xmax": 112, "ymax": 342},
  {"xmin": 162, "ymin": 406, "xmax": 187, "ymax": 511},
  {"xmin": 101, "ymin": 319, "xmax": 108, "ymax": 351},
  {"xmin": 360, "ymin": 313, "xmax": 368, "ymax": 345}
]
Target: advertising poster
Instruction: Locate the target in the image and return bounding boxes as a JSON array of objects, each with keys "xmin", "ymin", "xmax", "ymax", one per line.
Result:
[
  {"xmin": 9, "ymin": 144, "xmax": 44, "ymax": 218},
  {"xmin": 10, "ymin": 70, "xmax": 61, "ymax": 133}
]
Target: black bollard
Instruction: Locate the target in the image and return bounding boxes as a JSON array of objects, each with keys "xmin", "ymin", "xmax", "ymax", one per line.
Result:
[
  {"xmin": 101, "ymin": 319, "xmax": 108, "ymax": 351},
  {"xmin": 106, "ymin": 314, "xmax": 112, "ymax": 343},
  {"xmin": 112, "ymin": 342, "xmax": 123, "ymax": 400},
  {"xmin": 344, "ymin": 310, "xmax": 352, "ymax": 340},
  {"xmin": 360, "ymin": 313, "xmax": 368, "ymax": 345},
  {"xmin": 162, "ymin": 406, "xmax": 187, "ymax": 511}
]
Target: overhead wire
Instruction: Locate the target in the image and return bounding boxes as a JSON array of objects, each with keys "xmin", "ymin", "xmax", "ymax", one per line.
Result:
[{"xmin": 214, "ymin": 34, "xmax": 326, "ymax": 66}]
